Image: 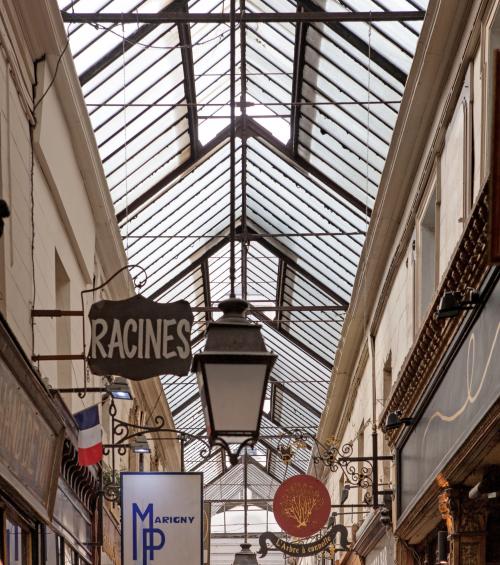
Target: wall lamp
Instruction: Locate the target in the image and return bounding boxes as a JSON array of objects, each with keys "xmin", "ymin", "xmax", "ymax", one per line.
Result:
[
  {"xmin": 383, "ymin": 410, "xmax": 416, "ymax": 432},
  {"xmin": 130, "ymin": 434, "xmax": 151, "ymax": 454},
  {"xmin": 435, "ymin": 289, "xmax": 480, "ymax": 320},
  {"xmin": 54, "ymin": 376, "xmax": 133, "ymax": 400}
]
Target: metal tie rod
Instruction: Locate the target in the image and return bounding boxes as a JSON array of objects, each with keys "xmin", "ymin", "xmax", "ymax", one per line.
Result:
[{"xmin": 62, "ymin": 10, "xmax": 426, "ymax": 24}]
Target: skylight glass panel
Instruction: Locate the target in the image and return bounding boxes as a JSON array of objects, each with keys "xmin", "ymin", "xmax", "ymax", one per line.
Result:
[
  {"xmin": 122, "ymin": 142, "xmax": 242, "ymax": 297},
  {"xmin": 59, "ymin": 0, "xmax": 429, "ymax": 483}
]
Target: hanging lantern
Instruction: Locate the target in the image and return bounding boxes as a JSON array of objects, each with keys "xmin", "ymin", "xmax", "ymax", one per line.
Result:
[{"xmin": 192, "ymin": 298, "xmax": 277, "ymax": 463}]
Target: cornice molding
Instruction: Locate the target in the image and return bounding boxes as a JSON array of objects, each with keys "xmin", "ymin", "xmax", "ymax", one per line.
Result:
[{"xmin": 352, "ymin": 509, "xmax": 385, "ymax": 557}]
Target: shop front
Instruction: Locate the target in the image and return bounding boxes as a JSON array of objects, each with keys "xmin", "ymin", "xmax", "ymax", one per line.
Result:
[
  {"xmin": 0, "ymin": 314, "xmax": 100, "ymax": 564},
  {"xmin": 396, "ymin": 268, "xmax": 500, "ymax": 563}
]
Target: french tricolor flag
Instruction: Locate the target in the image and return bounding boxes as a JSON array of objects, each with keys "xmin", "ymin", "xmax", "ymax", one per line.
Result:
[{"xmin": 74, "ymin": 404, "xmax": 103, "ymax": 466}]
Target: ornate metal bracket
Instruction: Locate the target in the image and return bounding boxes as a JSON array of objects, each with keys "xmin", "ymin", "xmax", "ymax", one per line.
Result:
[
  {"xmin": 102, "ymin": 399, "xmax": 214, "ymax": 501},
  {"xmin": 307, "ymin": 431, "xmax": 393, "ymax": 509}
]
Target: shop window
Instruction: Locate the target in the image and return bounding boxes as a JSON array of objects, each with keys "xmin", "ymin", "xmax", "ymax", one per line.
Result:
[
  {"xmin": 416, "ymin": 184, "xmax": 438, "ymax": 326},
  {"xmin": 55, "ymin": 253, "xmax": 72, "ymax": 404},
  {"xmin": 382, "ymin": 354, "xmax": 392, "ymax": 484},
  {"xmin": 5, "ymin": 517, "xmax": 28, "ymax": 565},
  {"xmin": 43, "ymin": 526, "xmax": 59, "ymax": 564}
]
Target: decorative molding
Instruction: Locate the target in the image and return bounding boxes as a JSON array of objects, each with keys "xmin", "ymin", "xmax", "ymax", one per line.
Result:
[
  {"xmin": 383, "ymin": 187, "xmax": 489, "ymax": 445},
  {"xmin": 352, "ymin": 509, "xmax": 385, "ymax": 557}
]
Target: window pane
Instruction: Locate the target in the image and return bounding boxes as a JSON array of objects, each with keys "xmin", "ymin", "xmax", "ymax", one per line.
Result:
[{"xmin": 6, "ymin": 519, "xmax": 24, "ymax": 565}]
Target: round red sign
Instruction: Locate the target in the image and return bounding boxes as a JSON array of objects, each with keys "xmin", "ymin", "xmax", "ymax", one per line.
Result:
[{"xmin": 273, "ymin": 475, "xmax": 331, "ymax": 538}]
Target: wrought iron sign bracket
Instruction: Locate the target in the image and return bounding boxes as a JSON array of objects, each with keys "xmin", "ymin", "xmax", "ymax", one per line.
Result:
[{"xmin": 310, "ymin": 431, "xmax": 393, "ymax": 510}]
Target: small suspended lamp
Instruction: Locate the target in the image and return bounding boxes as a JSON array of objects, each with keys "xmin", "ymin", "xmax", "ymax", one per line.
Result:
[
  {"xmin": 130, "ymin": 434, "xmax": 150, "ymax": 454},
  {"xmin": 192, "ymin": 298, "xmax": 277, "ymax": 464},
  {"xmin": 232, "ymin": 451, "xmax": 259, "ymax": 564},
  {"xmin": 232, "ymin": 543, "xmax": 259, "ymax": 565}
]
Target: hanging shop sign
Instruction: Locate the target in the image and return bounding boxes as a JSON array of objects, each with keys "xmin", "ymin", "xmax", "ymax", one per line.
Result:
[
  {"xmin": 273, "ymin": 475, "xmax": 331, "ymax": 538},
  {"xmin": 121, "ymin": 472, "xmax": 202, "ymax": 565},
  {"xmin": 256, "ymin": 475, "xmax": 349, "ymax": 559},
  {"xmin": 88, "ymin": 295, "xmax": 193, "ymax": 380},
  {"xmin": 257, "ymin": 524, "xmax": 349, "ymax": 558}
]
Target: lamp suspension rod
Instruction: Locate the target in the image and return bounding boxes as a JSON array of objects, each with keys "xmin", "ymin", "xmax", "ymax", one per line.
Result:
[
  {"xmin": 240, "ymin": 0, "xmax": 248, "ymax": 301},
  {"xmin": 244, "ymin": 449, "xmax": 248, "ymax": 543},
  {"xmin": 61, "ymin": 11, "xmax": 427, "ymax": 24},
  {"xmin": 229, "ymin": 0, "xmax": 236, "ymax": 298}
]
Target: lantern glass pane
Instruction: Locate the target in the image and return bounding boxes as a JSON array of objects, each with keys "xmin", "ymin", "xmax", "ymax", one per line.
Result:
[{"xmin": 204, "ymin": 363, "xmax": 267, "ymax": 438}]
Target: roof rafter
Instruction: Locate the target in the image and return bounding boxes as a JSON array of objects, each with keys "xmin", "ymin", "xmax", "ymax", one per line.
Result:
[
  {"xmin": 117, "ymin": 122, "xmax": 234, "ymax": 223},
  {"xmin": 299, "ymin": 0, "xmax": 407, "ymax": 85},
  {"xmin": 260, "ymin": 438, "xmax": 304, "ymax": 475},
  {"xmin": 290, "ymin": 3, "xmax": 308, "ymax": 155},
  {"xmin": 254, "ymin": 309, "xmax": 331, "ymax": 368},
  {"xmin": 62, "ymin": 10, "xmax": 426, "ymax": 24},
  {"xmin": 177, "ymin": 7, "xmax": 200, "ymax": 158},
  {"xmin": 245, "ymin": 118, "xmax": 371, "ymax": 216},
  {"xmin": 78, "ymin": 0, "xmax": 186, "ymax": 87}
]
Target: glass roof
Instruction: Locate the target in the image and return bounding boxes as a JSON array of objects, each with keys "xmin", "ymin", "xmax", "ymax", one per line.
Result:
[{"xmin": 59, "ymin": 0, "xmax": 428, "ymax": 498}]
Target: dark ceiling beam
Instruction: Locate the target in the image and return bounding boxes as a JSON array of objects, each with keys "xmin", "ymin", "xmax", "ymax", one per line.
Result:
[
  {"xmin": 62, "ymin": 11, "xmax": 426, "ymax": 24},
  {"xmin": 250, "ymin": 226, "xmax": 348, "ymax": 307},
  {"xmin": 117, "ymin": 112, "xmax": 370, "ymax": 224},
  {"xmin": 275, "ymin": 258, "xmax": 287, "ymax": 331},
  {"xmin": 171, "ymin": 391, "xmax": 200, "ymax": 418},
  {"xmin": 253, "ymin": 309, "xmax": 331, "ymax": 369},
  {"xmin": 78, "ymin": 1, "xmax": 185, "ymax": 87},
  {"xmin": 177, "ymin": 11, "xmax": 200, "ymax": 158},
  {"xmin": 249, "ymin": 456, "xmax": 283, "ymax": 486},
  {"xmin": 149, "ymin": 235, "xmax": 228, "ymax": 300},
  {"xmin": 270, "ymin": 377, "xmax": 322, "ymax": 419},
  {"xmin": 263, "ymin": 413, "xmax": 314, "ymax": 450},
  {"xmin": 116, "ymin": 121, "xmax": 234, "ymax": 223},
  {"xmin": 201, "ymin": 259, "xmax": 212, "ymax": 322},
  {"xmin": 299, "ymin": 0, "xmax": 407, "ymax": 85},
  {"xmin": 245, "ymin": 117, "xmax": 371, "ymax": 217},
  {"xmin": 290, "ymin": 5, "xmax": 308, "ymax": 155}
]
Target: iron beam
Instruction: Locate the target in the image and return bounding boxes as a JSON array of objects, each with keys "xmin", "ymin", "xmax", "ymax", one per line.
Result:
[
  {"xmin": 117, "ymin": 122, "xmax": 233, "ymax": 223},
  {"xmin": 246, "ymin": 117, "xmax": 371, "ymax": 217},
  {"xmin": 62, "ymin": 11, "xmax": 426, "ymax": 24},
  {"xmin": 290, "ymin": 5, "xmax": 308, "ymax": 155},
  {"xmin": 191, "ymin": 305, "xmax": 345, "ymax": 312},
  {"xmin": 178, "ymin": 16, "xmax": 200, "ymax": 157}
]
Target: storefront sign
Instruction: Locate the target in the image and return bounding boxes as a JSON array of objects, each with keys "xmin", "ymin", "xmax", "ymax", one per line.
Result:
[
  {"xmin": 257, "ymin": 524, "xmax": 349, "ymax": 558},
  {"xmin": 273, "ymin": 475, "xmax": 331, "ymax": 538},
  {"xmin": 399, "ymin": 279, "xmax": 500, "ymax": 516},
  {"xmin": 88, "ymin": 296, "xmax": 193, "ymax": 380},
  {"xmin": 121, "ymin": 472, "xmax": 202, "ymax": 565},
  {"xmin": 0, "ymin": 316, "xmax": 64, "ymax": 521}
]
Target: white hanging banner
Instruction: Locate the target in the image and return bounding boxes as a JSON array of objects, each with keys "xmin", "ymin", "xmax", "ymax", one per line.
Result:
[{"xmin": 121, "ymin": 472, "xmax": 203, "ymax": 565}]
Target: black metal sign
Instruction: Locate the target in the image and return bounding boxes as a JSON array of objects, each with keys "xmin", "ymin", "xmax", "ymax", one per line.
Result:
[
  {"xmin": 88, "ymin": 295, "xmax": 193, "ymax": 380},
  {"xmin": 257, "ymin": 525, "xmax": 349, "ymax": 558}
]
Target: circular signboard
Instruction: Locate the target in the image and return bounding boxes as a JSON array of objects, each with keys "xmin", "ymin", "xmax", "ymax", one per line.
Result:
[{"xmin": 273, "ymin": 475, "xmax": 331, "ymax": 538}]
